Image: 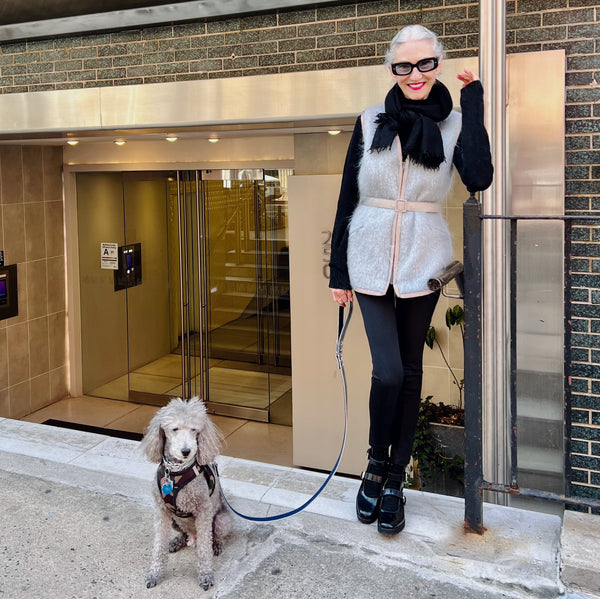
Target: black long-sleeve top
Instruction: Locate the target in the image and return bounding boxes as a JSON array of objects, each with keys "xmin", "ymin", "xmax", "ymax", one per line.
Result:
[{"xmin": 328, "ymin": 80, "xmax": 493, "ymax": 290}]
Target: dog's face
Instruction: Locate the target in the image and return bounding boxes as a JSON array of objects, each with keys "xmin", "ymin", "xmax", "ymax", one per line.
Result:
[
  {"xmin": 142, "ymin": 397, "xmax": 221, "ymax": 465},
  {"xmin": 162, "ymin": 424, "xmax": 200, "ymax": 466}
]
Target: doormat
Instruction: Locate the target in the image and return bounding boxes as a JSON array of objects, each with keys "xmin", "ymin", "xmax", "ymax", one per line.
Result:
[{"xmin": 42, "ymin": 419, "xmax": 144, "ymax": 442}]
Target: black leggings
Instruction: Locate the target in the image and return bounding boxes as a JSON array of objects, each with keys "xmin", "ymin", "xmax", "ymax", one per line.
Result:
[{"xmin": 356, "ymin": 287, "xmax": 439, "ymax": 467}]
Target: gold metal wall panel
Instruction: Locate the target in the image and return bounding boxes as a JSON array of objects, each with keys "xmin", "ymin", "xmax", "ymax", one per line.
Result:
[
  {"xmin": 97, "ymin": 67, "xmax": 393, "ymax": 130},
  {"xmin": 0, "ymin": 88, "xmax": 102, "ymax": 134},
  {"xmin": 508, "ymin": 50, "xmax": 565, "ymax": 217}
]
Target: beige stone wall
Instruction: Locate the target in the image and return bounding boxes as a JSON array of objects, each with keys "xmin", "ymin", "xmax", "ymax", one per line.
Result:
[{"xmin": 0, "ymin": 146, "xmax": 67, "ymax": 418}]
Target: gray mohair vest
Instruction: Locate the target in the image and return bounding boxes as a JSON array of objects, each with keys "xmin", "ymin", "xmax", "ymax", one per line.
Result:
[{"xmin": 347, "ymin": 102, "xmax": 462, "ymax": 297}]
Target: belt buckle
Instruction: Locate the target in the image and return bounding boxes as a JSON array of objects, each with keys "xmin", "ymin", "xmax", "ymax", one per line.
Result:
[{"xmin": 396, "ymin": 199, "xmax": 408, "ymax": 213}]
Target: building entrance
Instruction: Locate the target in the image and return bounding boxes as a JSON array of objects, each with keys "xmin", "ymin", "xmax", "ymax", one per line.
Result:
[{"xmin": 76, "ymin": 169, "xmax": 292, "ymax": 424}]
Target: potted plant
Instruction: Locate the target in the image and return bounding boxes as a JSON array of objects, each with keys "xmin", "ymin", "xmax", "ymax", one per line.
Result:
[{"xmin": 410, "ymin": 304, "xmax": 465, "ymax": 497}]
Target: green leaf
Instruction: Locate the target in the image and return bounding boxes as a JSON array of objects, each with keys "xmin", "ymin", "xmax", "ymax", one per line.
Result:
[
  {"xmin": 445, "ymin": 308, "xmax": 453, "ymax": 329},
  {"xmin": 452, "ymin": 304, "xmax": 464, "ymax": 325},
  {"xmin": 445, "ymin": 304, "xmax": 465, "ymax": 328},
  {"xmin": 425, "ymin": 326, "xmax": 436, "ymax": 349}
]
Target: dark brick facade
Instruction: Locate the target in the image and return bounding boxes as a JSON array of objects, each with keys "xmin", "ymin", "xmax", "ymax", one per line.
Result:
[{"xmin": 0, "ymin": 0, "xmax": 598, "ymax": 507}]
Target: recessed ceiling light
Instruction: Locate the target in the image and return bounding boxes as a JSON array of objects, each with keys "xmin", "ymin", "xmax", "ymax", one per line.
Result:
[
  {"xmin": 328, "ymin": 130, "xmax": 342, "ymax": 136},
  {"xmin": 166, "ymin": 136, "xmax": 178, "ymax": 142},
  {"xmin": 114, "ymin": 140, "xmax": 126, "ymax": 146},
  {"xmin": 208, "ymin": 137, "xmax": 220, "ymax": 143},
  {"xmin": 66, "ymin": 140, "xmax": 79, "ymax": 146}
]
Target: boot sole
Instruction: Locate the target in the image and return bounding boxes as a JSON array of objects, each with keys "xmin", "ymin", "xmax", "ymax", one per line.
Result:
[{"xmin": 377, "ymin": 517, "xmax": 405, "ymax": 535}]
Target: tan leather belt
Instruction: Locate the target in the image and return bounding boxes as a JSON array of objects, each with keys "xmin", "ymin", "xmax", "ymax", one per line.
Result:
[{"xmin": 361, "ymin": 196, "xmax": 441, "ymax": 213}]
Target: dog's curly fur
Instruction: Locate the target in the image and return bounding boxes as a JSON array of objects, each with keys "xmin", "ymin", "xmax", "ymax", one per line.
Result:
[{"xmin": 141, "ymin": 397, "xmax": 232, "ymax": 590}]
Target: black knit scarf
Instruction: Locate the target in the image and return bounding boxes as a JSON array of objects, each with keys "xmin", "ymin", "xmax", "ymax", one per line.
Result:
[{"xmin": 369, "ymin": 80, "xmax": 453, "ymax": 170}]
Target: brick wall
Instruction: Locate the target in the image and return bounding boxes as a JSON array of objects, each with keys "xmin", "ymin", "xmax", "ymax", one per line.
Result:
[
  {"xmin": 0, "ymin": 0, "xmax": 598, "ymax": 506},
  {"xmin": 0, "ymin": 1, "xmax": 484, "ymax": 92}
]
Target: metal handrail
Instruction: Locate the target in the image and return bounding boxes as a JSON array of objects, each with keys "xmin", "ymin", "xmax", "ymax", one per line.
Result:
[{"xmin": 463, "ymin": 197, "xmax": 600, "ymax": 534}]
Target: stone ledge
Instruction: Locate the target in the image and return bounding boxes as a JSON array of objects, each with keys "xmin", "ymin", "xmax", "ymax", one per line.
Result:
[{"xmin": 560, "ymin": 510, "xmax": 600, "ymax": 596}]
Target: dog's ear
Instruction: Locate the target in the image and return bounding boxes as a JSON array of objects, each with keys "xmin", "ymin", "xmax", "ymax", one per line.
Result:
[
  {"xmin": 196, "ymin": 417, "xmax": 224, "ymax": 465},
  {"xmin": 140, "ymin": 417, "xmax": 165, "ymax": 463}
]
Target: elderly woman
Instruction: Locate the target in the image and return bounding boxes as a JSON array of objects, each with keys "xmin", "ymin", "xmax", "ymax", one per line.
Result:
[{"xmin": 329, "ymin": 24, "xmax": 493, "ymax": 536}]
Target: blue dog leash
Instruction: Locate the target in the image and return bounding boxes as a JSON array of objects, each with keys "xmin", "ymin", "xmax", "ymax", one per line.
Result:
[{"xmin": 219, "ymin": 301, "xmax": 353, "ymax": 522}]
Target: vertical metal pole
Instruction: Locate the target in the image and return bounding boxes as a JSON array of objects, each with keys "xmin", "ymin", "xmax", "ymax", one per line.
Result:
[
  {"xmin": 564, "ymin": 219, "xmax": 573, "ymax": 499},
  {"xmin": 199, "ymin": 174, "xmax": 210, "ymax": 403},
  {"xmin": 509, "ymin": 219, "xmax": 518, "ymax": 487},
  {"xmin": 176, "ymin": 172, "xmax": 187, "ymax": 398},
  {"xmin": 464, "ymin": 195, "xmax": 484, "ymax": 534},
  {"xmin": 194, "ymin": 170, "xmax": 205, "ymax": 401},
  {"xmin": 184, "ymin": 174, "xmax": 192, "ymax": 399},
  {"xmin": 480, "ymin": 0, "xmax": 510, "ymax": 502},
  {"xmin": 254, "ymin": 177, "xmax": 265, "ymax": 364}
]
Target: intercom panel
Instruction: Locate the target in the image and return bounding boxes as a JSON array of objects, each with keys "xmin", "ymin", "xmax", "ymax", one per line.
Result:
[
  {"xmin": 114, "ymin": 243, "xmax": 142, "ymax": 291},
  {"xmin": 0, "ymin": 264, "xmax": 18, "ymax": 320}
]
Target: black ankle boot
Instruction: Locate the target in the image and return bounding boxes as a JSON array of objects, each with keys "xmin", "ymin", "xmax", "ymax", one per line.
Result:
[
  {"xmin": 377, "ymin": 469, "xmax": 406, "ymax": 535},
  {"xmin": 356, "ymin": 450, "xmax": 388, "ymax": 524}
]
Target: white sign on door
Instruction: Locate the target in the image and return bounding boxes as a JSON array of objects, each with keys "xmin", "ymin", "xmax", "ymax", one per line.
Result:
[{"xmin": 101, "ymin": 242, "xmax": 118, "ymax": 270}]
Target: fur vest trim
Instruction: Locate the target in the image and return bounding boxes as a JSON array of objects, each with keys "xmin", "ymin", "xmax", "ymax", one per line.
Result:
[{"xmin": 346, "ymin": 103, "xmax": 461, "ymax": 297}]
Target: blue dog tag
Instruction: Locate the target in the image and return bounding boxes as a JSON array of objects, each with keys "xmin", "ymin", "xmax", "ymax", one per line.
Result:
[{"xmin": 161, "ymin": 476, "xmax": 173, "ymax": 496}]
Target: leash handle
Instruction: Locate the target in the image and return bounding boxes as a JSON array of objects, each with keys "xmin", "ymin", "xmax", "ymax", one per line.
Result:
[
  {"xmin": 220, "ymin": 302, "xmax": 353, "ymax": 522},
  {"xmin": 336, "ymin": 301, "xmax": 352, "ymax": 370}
]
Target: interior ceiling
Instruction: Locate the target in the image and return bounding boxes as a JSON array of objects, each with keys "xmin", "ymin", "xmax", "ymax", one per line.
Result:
[
  {"xmin": 0, "ymin": 118, "xmax": 357, "ymax": 145},
  {"xmin": 0, "ymin": 1, "xmax": 199, "ymax": 25}
]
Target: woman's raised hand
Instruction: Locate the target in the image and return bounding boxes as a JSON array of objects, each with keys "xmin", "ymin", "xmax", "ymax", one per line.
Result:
[{"xmin": 457, "ymin": 69, "xmax": 479, "ymax": 88}]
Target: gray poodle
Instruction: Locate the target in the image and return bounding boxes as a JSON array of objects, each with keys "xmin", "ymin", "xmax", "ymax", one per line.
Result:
[{"xmin": 141, "ymin": 397, "xmax": 232, "ymax": 590}]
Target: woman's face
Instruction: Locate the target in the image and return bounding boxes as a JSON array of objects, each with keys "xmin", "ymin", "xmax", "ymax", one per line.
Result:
[{"xmin": 389, "ymin": 39, "xmax": 442, "ymax": 101}]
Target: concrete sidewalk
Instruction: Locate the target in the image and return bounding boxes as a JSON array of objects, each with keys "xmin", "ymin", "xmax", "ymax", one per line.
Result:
[{"xmin": 0, "ymin": 417, "xmax": 598, "ymax": 599}]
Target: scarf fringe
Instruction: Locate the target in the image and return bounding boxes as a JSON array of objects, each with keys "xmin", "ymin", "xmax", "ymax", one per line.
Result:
[{"xmin": 369, "ymin": 81, "xmax": 453, "ymax": 169}]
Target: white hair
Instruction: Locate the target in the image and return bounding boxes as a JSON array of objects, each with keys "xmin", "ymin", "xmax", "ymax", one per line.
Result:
[{"xmin": 384, "ymin": 24, "xmax": 446, "ymax": 66}]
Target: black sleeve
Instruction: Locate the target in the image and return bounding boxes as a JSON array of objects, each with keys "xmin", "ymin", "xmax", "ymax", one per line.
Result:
[
  {"xmin": 453, "ymin": 80, "xmax": 494, "ymax": 193},
  {"xmin": 328, "ymin": 116, "xmax": 363, "ymax": 290}
]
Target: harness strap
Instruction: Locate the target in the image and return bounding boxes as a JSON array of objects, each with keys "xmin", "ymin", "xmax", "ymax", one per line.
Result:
[
  {"xmin": 360, "ymin": 196, "xmax": 441, "ymax": 213},
  {"xmin": 158, "ymin": 461, "xmax": 216, "ymax": 518},
  {"xmin": 219, "ymin": 301, "xmax": 353, "ymax": 522}
]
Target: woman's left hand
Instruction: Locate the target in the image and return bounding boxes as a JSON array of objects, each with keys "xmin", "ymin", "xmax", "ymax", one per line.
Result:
[{"xmin": 457, "ymin": 69, "xmax": 479, "ymax": 88}]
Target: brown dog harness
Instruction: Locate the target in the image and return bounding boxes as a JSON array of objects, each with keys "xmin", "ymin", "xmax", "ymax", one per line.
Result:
[{"xmin": 157, "ymin": 461, "xmax": 216, "ymax": 518}]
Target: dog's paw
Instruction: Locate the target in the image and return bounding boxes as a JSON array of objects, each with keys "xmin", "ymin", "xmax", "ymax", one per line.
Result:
[
  {"xmin": 145, "ymin": 574, "xmax": 159, "ymax": 588},
  {"xmin": 198, "ymin": 572, "xmax": 214, "ymax": 591},
  {"xmin": 169, "ymin": 535, "xmax": 187, "ymax": 553}
]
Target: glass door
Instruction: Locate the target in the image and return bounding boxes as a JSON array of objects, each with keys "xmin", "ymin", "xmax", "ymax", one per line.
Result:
[
  {"xmin": 123, "ymin": 172, "xmax": 183, "ymax": 404},
  {"xmin": 201, "ymin": 170, "xmax": 291, "ymax": 422},
  {"xmin": 124, "ymin": 171, "xmax": 205, "ymax": 405},
  {"xmin": 77, "ymin": 171, "xmax": 202, "ymax": 406},
  {"xmin": 77, "ymin": 169, "xmax": 291, "ymax": 423}
]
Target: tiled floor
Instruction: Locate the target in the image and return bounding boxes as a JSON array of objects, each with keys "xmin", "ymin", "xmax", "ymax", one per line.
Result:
[
  {"xmin": 87, "ymin": 353, "xmax": 292, "ymax": 413},
  {"xmin": 22, "ymin": 395, "xmax": 294, "ymax": 468}
]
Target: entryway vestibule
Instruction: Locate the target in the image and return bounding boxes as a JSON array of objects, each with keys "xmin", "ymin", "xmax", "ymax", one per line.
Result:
[{"xmin": 76, "ymin": 168, "xmax": 293, "ymax": 425}]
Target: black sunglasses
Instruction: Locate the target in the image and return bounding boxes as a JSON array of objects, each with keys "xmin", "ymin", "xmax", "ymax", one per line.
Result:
[{"xmin": 390, "ymin": 57, "xmax": 439, "ymax": 76}]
